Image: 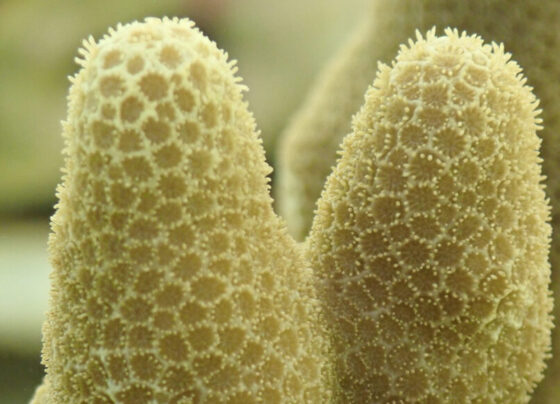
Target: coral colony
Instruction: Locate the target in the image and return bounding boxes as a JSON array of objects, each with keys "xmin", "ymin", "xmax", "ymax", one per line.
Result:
[{"xmin": 32, "ymin": 14, "xmax": 555, "ymax": 404}]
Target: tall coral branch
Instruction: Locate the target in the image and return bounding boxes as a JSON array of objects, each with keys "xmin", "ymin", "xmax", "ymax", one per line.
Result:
[
  {"xmin": 307, "ymin": 29, "xmax": 552, "ymax": 403},
  {"xmin": 34, "ymin": 17, "xmax": 331, "ymax": 403}
]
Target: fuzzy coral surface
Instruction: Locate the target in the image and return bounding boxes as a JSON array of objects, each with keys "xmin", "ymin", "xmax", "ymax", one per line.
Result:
[
  {"xmin": 279, "ymin": 4, "xmax": 560, "ymax": 397},
  {"xmin": 307, "ymin": 29, "xmax": 552, "ymax": 403},
  {"xmin": 34, "ymin": 17, "xmax": 331, "ymax": 404}
]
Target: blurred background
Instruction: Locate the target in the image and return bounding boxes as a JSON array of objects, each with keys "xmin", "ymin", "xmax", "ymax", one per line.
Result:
[{"xmin": 0, "ymin": 0, "xmax": 367, "ymax": 401}]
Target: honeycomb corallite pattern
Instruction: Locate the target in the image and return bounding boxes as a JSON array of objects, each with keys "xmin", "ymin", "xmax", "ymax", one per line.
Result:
[
  {"xmin": 38, "ymin": 17, "xmax": 331, "ymax": 403},
  {"xmin": 307, "ymin": 29, "xmax": 552, "ymax": 403}
]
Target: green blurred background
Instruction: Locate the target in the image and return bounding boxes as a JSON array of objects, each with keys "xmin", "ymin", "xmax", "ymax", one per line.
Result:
[{"xmin": 0, "ymin": 0, "xmax": 366, "ymax": 401}]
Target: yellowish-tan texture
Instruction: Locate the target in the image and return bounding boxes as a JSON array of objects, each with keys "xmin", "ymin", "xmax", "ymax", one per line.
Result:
[
  {"xmin": 37, "ymin": 17, "xmax": 331, "ymax": 403},
  {"xmin": 279, "ymin": 2, "xmax": 560, "ymax": 399},
  {"xmin": 307, "ymin": 29, "xmax": 552, "ymax": 403}
]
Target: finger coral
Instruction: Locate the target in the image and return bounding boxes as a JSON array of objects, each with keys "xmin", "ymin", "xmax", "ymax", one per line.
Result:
[
  {"xmin": 307, "ymin": 29, "xmax": 553, "ymax": 403},
  {"xmin": 35, "ymin": 17, "xmax": 331, "ymax": 403}
]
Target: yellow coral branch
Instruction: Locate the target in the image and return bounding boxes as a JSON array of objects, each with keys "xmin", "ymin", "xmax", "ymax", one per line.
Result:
[
  {"xmin": 36, "ymin": 17, "xmax": 331, "ymax": 403},
  {"xmin": 307, "ymin": 28, "xmax": 552, "ymax": 403}
]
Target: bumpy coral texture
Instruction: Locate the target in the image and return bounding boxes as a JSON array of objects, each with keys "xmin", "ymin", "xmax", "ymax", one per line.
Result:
[
  {"xmin": 307, "ymin": 30, "xmax": 552, "ymax": 403},
  {"xmin": 280, "ymin": 2, "xmax": 560, "ymax": 398},
  {"xmin": 39, "ymin": 18, "xmax": 330, "ymax": 403}
]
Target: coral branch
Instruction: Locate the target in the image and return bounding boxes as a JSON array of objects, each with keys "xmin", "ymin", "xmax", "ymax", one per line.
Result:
[
  {"xmin": 34, "ymin": 17, "xmax": 331, "ymax": 403},
  {"xmin": 307, "ymin": 28, "xmax": 552, "ymax": 403},
  {"xmin": 279, "ymin": 3, "xmax": 560, "ymax": 397}
]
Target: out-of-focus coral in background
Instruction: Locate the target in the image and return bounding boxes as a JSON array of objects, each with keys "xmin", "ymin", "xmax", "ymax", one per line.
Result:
[{"xmin": 0, "ymin": 0, "xmax": 365, "ymax": 402}]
